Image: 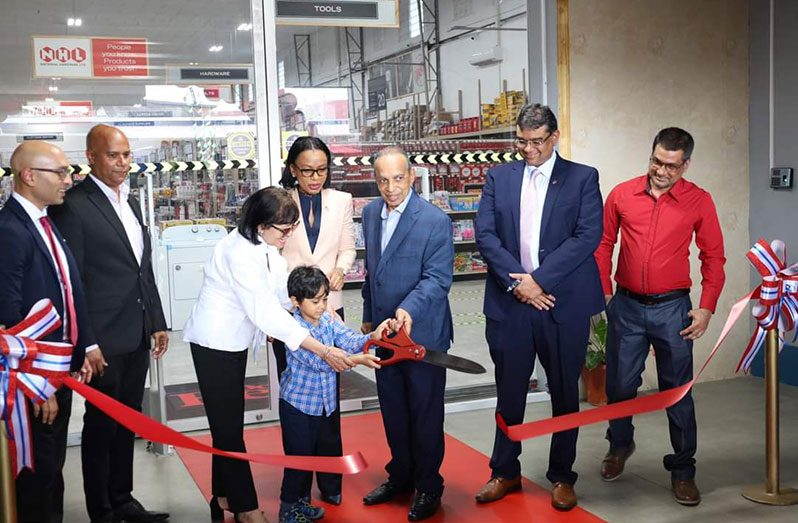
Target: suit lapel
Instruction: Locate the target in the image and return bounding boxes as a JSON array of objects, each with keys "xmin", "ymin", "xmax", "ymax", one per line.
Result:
[
  {"xmin": 376, "ymin": 193, "xmax": 420, "ymax": 278},
  {"xmin": 290, "ymin": 189, "xmax": 313, "ymax": 257},
  {"xmin": 7, "ymin": 198, "xmax": 59, "ymax": 276},
  {"xmin": 316, "ymin": 190, "xmax": 332, "ymax": 254},
  {"xmin": 540, "ymin": 155, "xmax": 565, "ymax": 236},
  {"xmin": 365, "ymin": 201, "xmax": 382, "ymax": 273},
  {"xmin": 508, "ymin": 161, "xmax": 525, "ymax": 248},
  {"xmin": 83, "ymin": 176, "xmax": 138, "ymax": 264}
]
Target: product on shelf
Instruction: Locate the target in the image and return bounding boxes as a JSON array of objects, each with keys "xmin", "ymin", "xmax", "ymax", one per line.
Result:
[
  {"xmin": 481, "ymin": 90, "xmax": 527, "ymax": 129},
  {"xmin": 449, "ymin": 193, "xmax": 480, "ymax": 211},
  {"xmin": 430, "ymin": 191, "xmax": 452, "ymax": 211},
  {"xmin": 454, "ymin": 251, "xmax": 488, "ymax": 274},
  {"xmin": 354, "ymin": 221, "xmax": 365, "ymax": 248},
  {"xmin": 351, "ymin": 197, "xmax": 371, "ymax": 217},
  {"xmin": 452, "ymin": 219, "xmax": 475, "ymax": 242},
  {"xmin": 345, "ymin": 259, "xmax": 366, "ymax": 282}
]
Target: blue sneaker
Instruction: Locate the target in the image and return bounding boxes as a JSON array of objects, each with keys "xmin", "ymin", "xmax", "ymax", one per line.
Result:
[
  {"xmin": 295, "ymin": 498, "xmax": 325, "ymax": 520},
  {"xmin": 279, "ymin": 503, "xmax": 311, "ymax": 523}
]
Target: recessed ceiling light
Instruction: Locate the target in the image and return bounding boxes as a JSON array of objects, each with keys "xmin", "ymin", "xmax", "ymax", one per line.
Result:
[
  {"xmin": 48, "ymin": 85, "xmax": 59, "ymax": 92},
  {"xmin": 209, "ymin": 45, "xmax": 223, "ymax": 52},
  {"xmin": 237, "ymin": 23, "xmax": 252, "ymax": 31},
  {"xmin": 67, "ymin": 18, "xmax": 82, "ymax": 26},
  {"xmin": 45, "ymin": 97, "xmax": 54, "ymax": 102}
]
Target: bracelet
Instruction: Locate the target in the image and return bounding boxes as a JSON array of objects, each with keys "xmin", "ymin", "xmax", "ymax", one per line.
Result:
[{"xmin": 323, "ymin": 345, "xmax": 332, "ymax": 359}]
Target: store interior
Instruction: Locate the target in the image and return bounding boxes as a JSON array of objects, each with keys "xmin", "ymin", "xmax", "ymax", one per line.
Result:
[{"xmin": 3, "ymin": 0, "xmax": 798, "ymax": 521}]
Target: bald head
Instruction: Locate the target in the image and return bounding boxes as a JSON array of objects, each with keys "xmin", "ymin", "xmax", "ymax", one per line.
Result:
[
  {"xmin": 10, "ymin": 140, "xmax": 72, "ymax": 209},
  {"xmin": 86, "ymin": 124, "xmax": 132, "ymax": 190}
]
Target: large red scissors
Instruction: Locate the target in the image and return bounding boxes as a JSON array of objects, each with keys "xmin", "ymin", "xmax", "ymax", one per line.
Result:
[{"xmin": 363, "ymin": 326, "xmax": 486, "ymax": 374}]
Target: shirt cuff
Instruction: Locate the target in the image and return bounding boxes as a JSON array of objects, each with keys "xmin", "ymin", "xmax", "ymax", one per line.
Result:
[{"xmin": 84, "ymin": 344, "xmax": 100, "ymax": 353}]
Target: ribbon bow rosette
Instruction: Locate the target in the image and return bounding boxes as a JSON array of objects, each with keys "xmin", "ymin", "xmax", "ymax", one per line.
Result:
[
  {"xmin": 737, "ymin": 239, "xmax": 798, "ymax": 373},
  {"xmin": 0, "ymin": 299, "xmax": 72, "ymax": 475}
]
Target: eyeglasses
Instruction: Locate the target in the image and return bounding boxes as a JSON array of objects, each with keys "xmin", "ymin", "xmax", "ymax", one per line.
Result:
[
  {"xmin": 649, "ymin": 156, "xmax": 686, "ymax": 174},
  {"xmin": 30, "ymin": 167, "xmax": 71, "ymax": 180},
  {"xmin": 376, "ymin": 173, "xmax": 407, "ymax": 187},
  {"xmin": 296, "ymin": 166, "xmax": 329, "ymax": 178},
  {"xmin": 514, "ymin": 133, "xmax": 552, "ymax": 149},
  {"xmin": 270, "ymin": 221, "xmax": 300, "ymax": 237}
]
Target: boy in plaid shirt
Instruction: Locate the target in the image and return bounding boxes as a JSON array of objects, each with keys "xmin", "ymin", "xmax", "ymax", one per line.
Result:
[{"xmin": 279, "ymin": 266, "xmax": 388, "ymax": 523}]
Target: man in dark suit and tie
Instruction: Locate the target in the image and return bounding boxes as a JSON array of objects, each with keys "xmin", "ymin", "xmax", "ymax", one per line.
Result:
[
  {"xmin": 359, "ymin": 147, "xmax": 454, "ymax": 522},
  {"xmin": 0, "ymin": 141, "xmax": 96, "ymax": 523},
  {"xmin": 49, "ymin": 125, "xmax": 170, "ymax": 523},
  {"xmin": 474, "ymin": 104, "xmax": 604, "ymax": 510}
]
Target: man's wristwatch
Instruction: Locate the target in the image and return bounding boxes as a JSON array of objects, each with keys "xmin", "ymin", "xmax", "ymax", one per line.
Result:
[{"xmin": 506, "ymin": 279, "xmax": 521, "ymax": 293}]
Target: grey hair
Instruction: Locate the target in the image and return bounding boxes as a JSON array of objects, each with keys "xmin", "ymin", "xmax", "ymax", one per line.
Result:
[
  {"xmin": 372, "ymin": 146, "xmax": 410, "ymax": 171},
  {"xmin": 516, "ymin": 103, "xmax": 558, "ymax": 133}
]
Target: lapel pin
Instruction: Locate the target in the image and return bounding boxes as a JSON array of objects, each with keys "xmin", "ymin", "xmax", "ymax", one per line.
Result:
[{"xmin": 552, "ymin": 179, "xmax": 559, "ymax": 185}]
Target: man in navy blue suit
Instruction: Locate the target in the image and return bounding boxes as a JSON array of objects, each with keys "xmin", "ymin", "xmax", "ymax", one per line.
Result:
[
  {"xmin": 359, "ymin": 147, "xmax": 454, "ymax": 522},
  {"xmin": 475, "ymin": 104, "xmax": 604, "ymax": 510},
  {"xmin": 0, "ymin": 141, "xmax": 96, "ymax": 523}
]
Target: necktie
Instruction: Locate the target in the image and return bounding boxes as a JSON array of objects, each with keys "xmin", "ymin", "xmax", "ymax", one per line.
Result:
[
  {"xmin": 40, "ymin": 216, "xmax": 79, "ymax": 345},
  {"xmin": 519, "ymin": 167, "xmax": 540, "ymax": 273}
]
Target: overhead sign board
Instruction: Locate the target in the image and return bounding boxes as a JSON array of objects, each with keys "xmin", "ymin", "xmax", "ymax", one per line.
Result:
[
  {"xmin": 166, "ymin": 64, "xmax": 254, "ymax": 85},
  {"xmin": 276, "ymin": 0, "xmax": 398, "ymax": 28},
  {"xmin": 33, "ymin": 36, "xmax": 149, "ymax": 78}
]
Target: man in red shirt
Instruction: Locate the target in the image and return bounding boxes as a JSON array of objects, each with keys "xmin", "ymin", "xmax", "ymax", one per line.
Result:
[{"xmin": 594, "ymin": 127, "xmax": 725, "ymax": 506}]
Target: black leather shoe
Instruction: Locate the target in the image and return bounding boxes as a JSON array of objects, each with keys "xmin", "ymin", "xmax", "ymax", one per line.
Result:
[
  {"xmin": 113, "ymin": 499, "xmax": 170, "ymax": 522},
  {"xmin": 407, "ymin": 492, "xmax": 441, "ymax": 521},
  {"xmin": 320, "ymin": 493, "xmax": 342, "ymax": 505},
  {"xmin": 363, "ymin": 482, "xmax": 412, "ymax": 505}
]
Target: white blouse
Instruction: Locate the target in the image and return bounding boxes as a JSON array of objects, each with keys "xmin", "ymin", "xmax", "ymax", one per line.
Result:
[{"xmin": 183, "ymin": 229, "xmax": 309, "ymax": 352}]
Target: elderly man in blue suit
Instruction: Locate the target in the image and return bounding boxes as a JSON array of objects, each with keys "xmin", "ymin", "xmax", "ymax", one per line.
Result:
[
  {"xmin": 474, "ymin": 104, "xmax": 604, "ymax": 511},
  {"xmin": 359, "ymin": 146, "xmax": 454, "ymax": 522}
]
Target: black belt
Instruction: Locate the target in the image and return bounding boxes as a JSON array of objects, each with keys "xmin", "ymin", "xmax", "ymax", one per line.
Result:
[{"xmin": 617, "ymin": 287, "xmax": 689, "ymax": 305}]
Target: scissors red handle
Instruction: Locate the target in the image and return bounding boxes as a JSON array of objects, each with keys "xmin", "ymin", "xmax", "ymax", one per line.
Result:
[{"xmin": 362, "ymin": 326, "xmax": 426, "ymax": 366}]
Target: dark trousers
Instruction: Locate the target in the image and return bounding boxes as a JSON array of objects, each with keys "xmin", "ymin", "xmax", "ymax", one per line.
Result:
[
  {"xmin": 273, "ymin": 307, "xmax": 344, "ymax": 497},
  {"xmin": 16, "ymin": 387, "xmax": 72, "ymax": 523},
  {"xmin": 375, "ymin": 354, "xmax": 447, "ymax": 495},
  {"xmin": 279, "ymin": 400, "xmax": 343, "ymax": 503},
  {"xmin": 191, "ymin": 343, "xmax": 258, "ymax": 512},
  {"xmin": 82, "ymin": 338, "xmax": 151, "ymax": 521},
  {"xmin": 487, "ymin": 307, "xmax": 589, "ymax": 485},
  {"xmin": 605, "ymin": 293, "xmax": 697, "ymax": 480}
]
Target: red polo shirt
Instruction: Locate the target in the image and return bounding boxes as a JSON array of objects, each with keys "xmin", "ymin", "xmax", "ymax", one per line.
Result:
[{"xmin": 595, "ymin": 175, "xmax": 726, "ymax": 312}]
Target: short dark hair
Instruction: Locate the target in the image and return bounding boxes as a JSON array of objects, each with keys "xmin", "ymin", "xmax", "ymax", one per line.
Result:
[
  {"xmin": 288, "ymin": 266, "xmax": 330, "ymax": 302},
  {"xmin": 279, "ymin": 136, "xmax": 333, "ymax": 189},
  {"xmin": 652, "ymin": 127, "xmax": 694, "ymax": 160},
  {"xmin": 237, "ymin": 186, "xmax": 299, "ymax": 245},
  {"xmin": 516, "ymin": 103, "xmax": 558, "ymax": 133}
]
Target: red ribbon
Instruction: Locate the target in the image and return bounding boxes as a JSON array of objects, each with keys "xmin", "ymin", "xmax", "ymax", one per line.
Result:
[
  {"xmin": 498, "ymin": 289, "xmax": 755, "ymax": 441},
  {"xmin": 62, "ymin": 377, "xmax": 367, "ymax": 474}
]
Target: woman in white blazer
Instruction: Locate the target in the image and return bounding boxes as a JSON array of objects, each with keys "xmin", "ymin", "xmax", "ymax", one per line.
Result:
[
  {"xmin": 276, "ymin": 136, "xmax": 357, "ymax": 505},
  {"xmin": 183, "ymin": 187, "xmax": 376, "ymax": 523}
]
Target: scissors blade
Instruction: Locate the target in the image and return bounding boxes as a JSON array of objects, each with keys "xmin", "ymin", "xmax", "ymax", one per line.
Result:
[{"xmin": 420, "ymin": 350, "xmax": 487, "ymax": 374}]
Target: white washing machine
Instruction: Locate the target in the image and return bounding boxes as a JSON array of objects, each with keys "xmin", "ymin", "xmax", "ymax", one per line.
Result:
[{"xmin": 155, "ymin": 224, "xmax": 228, "ymax": 331}]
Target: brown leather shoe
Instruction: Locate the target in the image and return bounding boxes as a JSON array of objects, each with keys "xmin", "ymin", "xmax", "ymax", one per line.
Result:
[
  {"xmin": 474, "ymin": 476, "xmax": 522, "ymax": 503},
  {"xmin": 600, "ymin": 442, "xmax": 636, "ymax": 481},
  {"xmin": 672, "ymin": 479, "xmax": 701, "ymax": 506},
  {"xmin": 551, "ymin": 482, "xmax": 577, "ymax": 511}
]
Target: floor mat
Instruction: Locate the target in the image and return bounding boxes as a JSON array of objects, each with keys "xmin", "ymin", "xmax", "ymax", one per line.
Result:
[{"xmin": 176, "ymin": 411, "xmax": 604, "ymax": 522}]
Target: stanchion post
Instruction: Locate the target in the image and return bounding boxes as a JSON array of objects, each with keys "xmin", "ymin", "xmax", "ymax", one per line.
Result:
[
  {"xmin": 742, "ymin": 328, "xmax": 798, "ymax": 505},
  {"xmin": 0, "ymin": 424, "xmax": 18, "ymax": 523}
]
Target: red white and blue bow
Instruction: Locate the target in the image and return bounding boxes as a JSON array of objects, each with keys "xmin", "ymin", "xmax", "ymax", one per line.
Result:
[
  {"xmin": 0, "ymin": 300, "xmax": 72, "ymax": 475},
  {"xmin": 737, "ymin": 239, "xmax": 798, "ymax": 373}
]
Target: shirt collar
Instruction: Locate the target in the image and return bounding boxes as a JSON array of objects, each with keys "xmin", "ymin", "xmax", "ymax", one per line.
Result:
[
  {"xmin": 380, "ymin": 189, "xmax": 413, "ymax": 220},
  {"xmin": 12, "ymin": 192, "xmax": 47, "ymax": 221},
  {"xmin": 90, "ymin": 174, "xmax": 129, "ymax": 203},
  {"xmin": 292, "ymin": 308, "xmax": 328, "ymax": 329},
  {"xmin": 633, "ymin": 174, "xmax": 686, "ymax": 201},
  {"xmin": 526, "ymin": 151, "xmax": 557, "ymax": 179}
]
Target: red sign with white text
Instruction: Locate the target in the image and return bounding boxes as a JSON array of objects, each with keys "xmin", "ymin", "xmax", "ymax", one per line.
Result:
[{"xmin": 91, "ymin": 38, "xmax": 149, "ymax": 77}]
